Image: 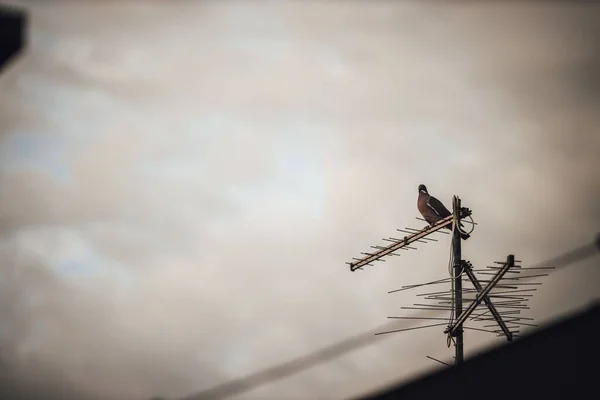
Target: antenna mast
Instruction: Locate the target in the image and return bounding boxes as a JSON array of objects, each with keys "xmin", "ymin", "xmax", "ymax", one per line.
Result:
[
  {"xmin": 451, "ymin": 196, "xmax": 464, "ymax": 365},
  {"xmin": 346, "ymin": 194, "xmax": 550, "ymax": 366}
]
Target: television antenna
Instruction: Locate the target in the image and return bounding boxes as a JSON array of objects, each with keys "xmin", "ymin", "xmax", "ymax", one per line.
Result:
[{"xmin": 346, "ymin": 196, "xmax": 551, "ymax": 365}]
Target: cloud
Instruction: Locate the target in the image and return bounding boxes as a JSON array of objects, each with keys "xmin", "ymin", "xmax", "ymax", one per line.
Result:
[{"xmin": 0, "ymin": 2, "xmax": 599, "ymax": 399}]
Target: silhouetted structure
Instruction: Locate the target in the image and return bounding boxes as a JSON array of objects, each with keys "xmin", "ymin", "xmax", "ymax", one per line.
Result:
[
  {"xmin": 346, "ymin": 195, "xmax": 528, "ymax": 365},
  {"xmin": 0, "ymin": 4, "xmax": 26, "ymax": 400},
  {"xmin": 0, "ymin": 4, "xmax": 26, "ymax": 72},
  {"xmin": 359, "ymin": 302, "xmax": 600, "ymax": 400}
]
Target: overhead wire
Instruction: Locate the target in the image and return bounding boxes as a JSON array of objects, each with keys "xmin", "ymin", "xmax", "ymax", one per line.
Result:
[{"xmin": 178, "ymin": 232, "xmax": 600, "ymax": 400}]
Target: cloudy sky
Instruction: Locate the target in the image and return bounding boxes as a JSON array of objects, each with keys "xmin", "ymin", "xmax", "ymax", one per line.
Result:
[{"xmin": 0, "ymin": 1, "xmax": 599, "ymax": 399}]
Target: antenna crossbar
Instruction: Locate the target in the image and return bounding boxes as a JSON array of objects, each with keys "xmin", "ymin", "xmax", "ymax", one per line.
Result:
[
  {"xmin": 347, "ymin": 214, "xmax": 454, "ymax": 271},
  {"xmin": 446, "ymin": 255, "xmax": 515, "ymax": 337},
  {"xmin": 461, "ymin": 260, "xmax": 513, "ymax": 341}
]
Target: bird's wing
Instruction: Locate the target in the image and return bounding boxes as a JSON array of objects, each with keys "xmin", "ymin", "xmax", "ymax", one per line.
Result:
[{"xmin": 427, "ymin": 196, "xmax": 452, "ymax": 218}]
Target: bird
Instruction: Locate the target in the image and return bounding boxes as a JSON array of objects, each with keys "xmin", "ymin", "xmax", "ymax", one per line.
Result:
[{"xmin": 417, "ymin": 184, "xmax": 470, "ymax": 240}]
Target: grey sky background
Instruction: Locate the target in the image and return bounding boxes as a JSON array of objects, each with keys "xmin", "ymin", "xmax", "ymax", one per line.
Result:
[{"xmin": 0, "ymin": 1, "xmax": 599, "ymax": 399}]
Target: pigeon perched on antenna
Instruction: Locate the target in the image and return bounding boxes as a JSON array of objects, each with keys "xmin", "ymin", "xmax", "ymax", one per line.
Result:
[{"xmin": 417, "ymin": 184, "xmax": 470, "ymax": 240}]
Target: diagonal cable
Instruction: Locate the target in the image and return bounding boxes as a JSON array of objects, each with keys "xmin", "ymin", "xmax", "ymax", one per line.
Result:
[{"xmin": 178, "ymin": 233, "xmax": 600, "ymax": 400}]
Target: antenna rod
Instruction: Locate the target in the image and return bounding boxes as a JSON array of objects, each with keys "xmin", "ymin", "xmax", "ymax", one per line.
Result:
[
  {"xmin": 452, "ymin": 196, "xmax": 464, "ymax": 365},
  {"xmin": 462, "ymin": 261, "xmax": 513, "ymax": 342},
  {"xmin": 447, "ymin": 255, "xmax": 515, "ymax": 336},
  {"xmin": 347, "ymin": 214, "xmax": 454, "ymax": 271}
]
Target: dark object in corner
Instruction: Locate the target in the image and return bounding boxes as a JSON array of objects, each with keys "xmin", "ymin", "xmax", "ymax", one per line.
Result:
[
  {"xmin": 358, "ymin": 302, "xmax": 600, "ymax": 400},
  {"xmin": 0, "ymin": 5, "xmax": 26, "ymax": 72}
]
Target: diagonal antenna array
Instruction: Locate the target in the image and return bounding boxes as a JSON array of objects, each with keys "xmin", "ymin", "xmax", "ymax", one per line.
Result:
[
  {"xmin": 458, "ymin": 260, "xmax": 513, "ymax": 340},
  {"xmin": 447, "ymin": 256, "xmax": 516, "ymax": 340},
  {"xmin": 346, "ymin": 210, "xmax": 470, "ymax": 272},
  {"xmin": 388, "ymin": 256, "xmax": 552, "ymax": 341}
]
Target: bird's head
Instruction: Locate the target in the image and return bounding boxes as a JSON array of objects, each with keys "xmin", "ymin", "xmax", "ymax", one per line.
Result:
[{"xmin": 418, "ymin": 184, "xmax": 428, "ymax": 193}]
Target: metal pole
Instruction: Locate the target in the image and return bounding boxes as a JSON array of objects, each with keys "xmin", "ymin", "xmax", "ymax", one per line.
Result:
[{"xmin": 452, "ymin": 196, "xmax": 464, "ymax": 365}]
